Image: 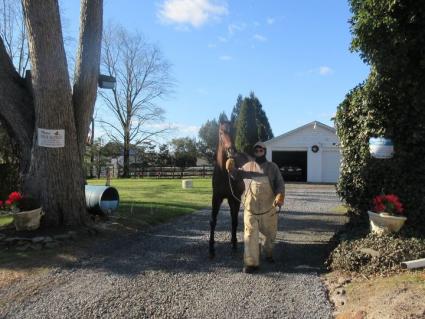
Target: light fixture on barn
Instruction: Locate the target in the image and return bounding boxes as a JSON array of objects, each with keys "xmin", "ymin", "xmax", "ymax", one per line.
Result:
[{"xmin": 98, "ymin": 74, "xmax": 117, "ymax": 90}]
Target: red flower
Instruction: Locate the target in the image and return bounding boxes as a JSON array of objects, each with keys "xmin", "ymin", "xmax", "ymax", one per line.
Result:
[
  {"xmin": 5, "ymin": 199, "xmax": 12, "ymax": 206},
  {"xmin": 373, "ymin": 194, "xmax": 404, "ymax": 215},
  {"xmin": 8, "ymin": 191, "xmax": 22, "ymax": 203},
  {"xmin": 0, "ymin": 200, "xmax": 3, "ymax": 207}
]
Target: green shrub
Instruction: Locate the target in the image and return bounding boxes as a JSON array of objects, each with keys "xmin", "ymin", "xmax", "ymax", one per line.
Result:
[{"xmin": 336, "ymin": 1, "xmax": 425, "ymax": 229}]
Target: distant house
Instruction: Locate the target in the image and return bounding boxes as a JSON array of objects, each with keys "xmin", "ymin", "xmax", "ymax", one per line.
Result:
[
  {"xmin": 196, "ymin": 156, "xmax": 210, "ymax": 166},
  {"xmin": 264, "ymin": 121, "xmax": 340, "ymax": 183}
]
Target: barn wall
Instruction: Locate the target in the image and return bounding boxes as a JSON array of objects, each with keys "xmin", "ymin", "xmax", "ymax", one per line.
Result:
[{"xmin": 265, "ymin": 123, "xmax": 340, "ymax": 183}]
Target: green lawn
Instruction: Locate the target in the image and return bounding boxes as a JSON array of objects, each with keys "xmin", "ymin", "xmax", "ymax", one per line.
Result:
[
  {"xmin": 0, "ymin": 215, "xmax": 13, "ymax": 227},
  {"xmin": 88, "ymin": 178, "xmax": 212, "ymax": 227}
]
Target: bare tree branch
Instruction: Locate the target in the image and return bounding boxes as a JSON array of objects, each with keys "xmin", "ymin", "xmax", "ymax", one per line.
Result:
[{"xmin": 98, "ymin": 23, "xmax": 174, "ymax": 176}]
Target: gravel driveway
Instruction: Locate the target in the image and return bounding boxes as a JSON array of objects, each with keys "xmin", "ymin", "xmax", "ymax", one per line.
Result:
[{"xmin": 1, "ymin": 184, "xmax": 346, "ymax": 319}]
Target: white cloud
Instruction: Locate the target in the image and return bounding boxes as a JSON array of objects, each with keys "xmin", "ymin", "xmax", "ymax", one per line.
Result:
[
  {"xmin": 318, "ymin": 66, "xmax": 334, "ymax": 76},
  {"xmin": 158, "ymin": 0, "xmax": 228, "ymax": 28},
  {"xmin": 218, "ymin": 36, "xmax": 228, "ymax": 42},
  {"xmin": 266, "ymin": 17, "xmax": 275, "ymax": 25},
  {"xmin": 297, "ymin": 66, "xmax": 334, "ymax": 77},
  {"xmin": 207, "ymin": 43, "xmax": 217, "ymax": 48},
  {"xmin": 219, "ymin": 55, "xmax": 232, "ymax": 61},
  {"xmin": 253, "ymin": 33, "xmax": 267, "ymax": 42}
]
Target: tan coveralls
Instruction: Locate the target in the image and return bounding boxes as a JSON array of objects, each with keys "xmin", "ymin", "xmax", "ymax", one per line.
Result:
[{"xmin": 239, "ymin": 161, "xmax": 282, "ymax": 267}]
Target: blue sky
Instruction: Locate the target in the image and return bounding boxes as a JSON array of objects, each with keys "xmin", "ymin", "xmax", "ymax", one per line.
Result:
[{"xmin": 62, "ymin": 0, "xmax": 369, "ymax": 141}]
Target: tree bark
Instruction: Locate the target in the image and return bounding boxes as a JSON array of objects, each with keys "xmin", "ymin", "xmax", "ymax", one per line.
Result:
[
  {"xmin": 73, "ymin": 0, "xmax": 103, "ymax": 159},
  {"xmin": 22, "ymin": 0, "xmax": 86, "ymax": 226},
  {"xmin": 123, "ymin": 134, "xmax": 130, "ymax": 177},
  {"xmin": 0, "ymin": 37, "xmax": 33, "ymax": 173}
]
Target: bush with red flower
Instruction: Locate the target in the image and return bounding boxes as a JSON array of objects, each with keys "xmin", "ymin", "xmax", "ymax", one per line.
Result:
[{"xmin": 373, "ymin": 194, "xmax": 404, "ymax": 215}]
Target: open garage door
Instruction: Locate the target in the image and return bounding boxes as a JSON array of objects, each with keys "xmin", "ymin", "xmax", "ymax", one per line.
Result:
[{"xmin": 272, "ymin": 151, "xmax": 307, "ymax": 182}]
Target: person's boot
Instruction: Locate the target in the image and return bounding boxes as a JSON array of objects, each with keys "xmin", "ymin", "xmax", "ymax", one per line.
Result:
[{"xmin": 243, "ymin": 265, "xmax": 259, "ymax": 273}]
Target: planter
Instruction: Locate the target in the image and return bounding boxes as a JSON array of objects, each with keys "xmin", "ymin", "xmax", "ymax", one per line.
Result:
[
  {"xmin": 367, "ymin": 211, "xmax": 407, "ymax": 235},
  {"xmin": 13, "ymin": 208, "xmax": 44, "ymax": 231}
]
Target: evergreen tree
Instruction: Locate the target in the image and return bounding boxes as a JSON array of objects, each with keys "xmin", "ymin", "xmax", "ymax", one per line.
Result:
[
  {"xmin": 230, "ymin": 94, "xmax": 243, "ymax": 127},
  {"xmin": 218, "ymin": 111, "xmax": 228, "ymax": 123},
  {"xmin": 235, "ymin": 99, "xmax": 257, "ymax": 155},
  {"xmin": 250, "ymin": 92, "xmax": 274, "ymax": 141},
  {"xmin": 198, "ymin": 119, "xmax": 219, "ymax": 164}
]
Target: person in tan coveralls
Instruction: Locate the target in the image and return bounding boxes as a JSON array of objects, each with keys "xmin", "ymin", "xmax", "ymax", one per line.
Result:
[{"xmin": 226, "ymin": 141, "xmax": 285, "ymax": 273}]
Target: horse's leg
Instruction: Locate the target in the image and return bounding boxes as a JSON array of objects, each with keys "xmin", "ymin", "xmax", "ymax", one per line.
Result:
[
  {"xmin": 209, "ymin": 193, "xmax": 222, "ymax": 259},
  {"xmin": 228, "ymin": 197, "xmax": 240, "ymax": 252}
]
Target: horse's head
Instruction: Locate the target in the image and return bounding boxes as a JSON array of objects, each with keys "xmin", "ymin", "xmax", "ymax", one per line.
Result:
[{"xmin": 219, "ymin": 121, "xmax": 236, "ymax": 159}]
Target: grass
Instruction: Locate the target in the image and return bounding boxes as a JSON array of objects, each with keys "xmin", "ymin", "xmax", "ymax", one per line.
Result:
[
  {"xmin": 332, "ymin": 204, "xmax": 349, "ymax": 215},
  {"xmin": 0, "ymin": 178, "xmax": 212, "ymax": 270},
  {"xmin": 88, "ymin": 178, "xmax": 212, "ymax": 228},
  {"xmin": 0, "ymin": 214, "xmax": 13, "ymax": 227}
]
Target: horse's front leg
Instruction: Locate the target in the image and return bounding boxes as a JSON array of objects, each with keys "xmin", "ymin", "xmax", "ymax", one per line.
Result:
[
  {"xmin": 229, "ymin": 198, "xmax": 240, "ymax": 252},
  {"xmin": 209, "ymin": 193, "xmax": 222, "ymax": 259}
]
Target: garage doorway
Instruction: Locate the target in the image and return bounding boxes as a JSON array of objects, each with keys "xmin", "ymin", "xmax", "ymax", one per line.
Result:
[{"xmin": 272, "ymin": 151, "xmax": 307, "ymax": 182}]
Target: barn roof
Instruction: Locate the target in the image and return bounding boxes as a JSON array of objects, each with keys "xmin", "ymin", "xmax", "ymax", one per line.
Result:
[{"xmin": 263, "ymin": 121, "xmax": 336, "ymax": 145}]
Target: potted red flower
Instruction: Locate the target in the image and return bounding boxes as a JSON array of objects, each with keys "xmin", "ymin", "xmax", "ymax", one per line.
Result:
[
  {"xmin": 0, "ymin": 192, "xmax": 43, "ymax": 231},
  {"xmin": 368, "ymin": 194, "xmax": 407, "ymax": 234}
]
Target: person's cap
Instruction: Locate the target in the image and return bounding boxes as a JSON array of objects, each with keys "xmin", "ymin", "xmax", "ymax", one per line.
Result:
[{"xmin": 253, "ymin": 141, "xmax": 266, "ymax": 149}]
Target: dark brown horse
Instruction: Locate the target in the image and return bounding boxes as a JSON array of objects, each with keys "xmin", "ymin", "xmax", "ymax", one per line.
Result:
[{"xmin": 209, "ymin": 121, "xmax": 249, "ymax": 258}]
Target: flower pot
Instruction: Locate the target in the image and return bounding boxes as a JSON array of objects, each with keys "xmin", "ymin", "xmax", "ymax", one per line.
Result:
[
  {"xmin": 13, "ymin": 208, "xmax": 44, "ymax": 231},
  {"xmin": 367, "ymin": 211, "xmax": 407, "ymax": 235}
]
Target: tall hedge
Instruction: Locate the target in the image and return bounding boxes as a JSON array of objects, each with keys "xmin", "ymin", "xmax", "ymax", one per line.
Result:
[{"xmin": 336, "ymin": 0, "xmax": 425, "ymax": 228}]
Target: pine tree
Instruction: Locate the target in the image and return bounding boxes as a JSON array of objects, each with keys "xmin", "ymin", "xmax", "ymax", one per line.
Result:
[
  {"xmin": 218, "ymin": 111, "xmax": 228, "ymax": 123},
  {"xmin": 235, "ymin": 99, "xmax": 257, "ymax": 155},
  {"xmin": 230, "ymin": 94, "xmax": 243, "ymax": 127},
  {"xmin": 250, "ymin": 92, "xmax": 274, "ymax": 141}
]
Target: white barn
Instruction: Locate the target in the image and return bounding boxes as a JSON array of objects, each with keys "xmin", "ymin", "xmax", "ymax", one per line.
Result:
[{"xmin": 264, "ymin": 121, "xmax": 341, "ymax": 183}]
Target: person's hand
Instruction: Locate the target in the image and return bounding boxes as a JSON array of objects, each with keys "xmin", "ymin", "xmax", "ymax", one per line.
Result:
[
  {"xmin": 273, "ymin": 193, "xmax": 284, "ymax": 207},
  {"xmin": 225, "ymin": 158, "xmax": 235, "ymax": 172}
]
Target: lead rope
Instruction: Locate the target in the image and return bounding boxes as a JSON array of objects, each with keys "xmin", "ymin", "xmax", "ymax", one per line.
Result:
[{"xmin": 227, "ymin": 173, "xmax": 281, "ymax": 216}]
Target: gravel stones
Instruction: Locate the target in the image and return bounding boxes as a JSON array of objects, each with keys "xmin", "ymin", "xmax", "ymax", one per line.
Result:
[{"xmin": 1, "ymin": 184, "xmax": 345, "ymax": 318}]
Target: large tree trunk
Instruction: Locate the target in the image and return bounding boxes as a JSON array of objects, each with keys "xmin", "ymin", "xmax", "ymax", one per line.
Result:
[
  {"xmin": 0, "ymin": 0, "xmax": 103, "ymax": 230},
  {"xmin": 22, "ymin": 0, "xmax": 87, "ymax": 226},
  {"xmin": 0, "ymin": 38, "xmax": 33, "ymax": 174},
  {"xmin": 0, "ymin": 0, "xmax": 102, "ymax": 227}
]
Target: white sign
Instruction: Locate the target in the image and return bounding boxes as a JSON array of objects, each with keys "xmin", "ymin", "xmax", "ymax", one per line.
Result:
[
  {"xmin": 38, "ymin": 128, "xmax": 65, "ymax": 148},
  {"xmin": 369, "ymin": 137, "xmax": 394, "ymax": 159}
]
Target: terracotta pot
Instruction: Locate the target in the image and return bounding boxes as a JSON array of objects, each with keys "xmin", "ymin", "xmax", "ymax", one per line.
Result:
[
  {"xmin": 367, "ymin": 211, "xmax": 407, "ymax": 235},
  {"xmin": 13, "ymin": 208, "xmax": 44, "ymax": 231}
]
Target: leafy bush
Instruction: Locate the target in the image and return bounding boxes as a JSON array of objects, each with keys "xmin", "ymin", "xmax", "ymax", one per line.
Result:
[{"xmin": 336, "ymin": 1, "xmax": 425, "ymax": 229}]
